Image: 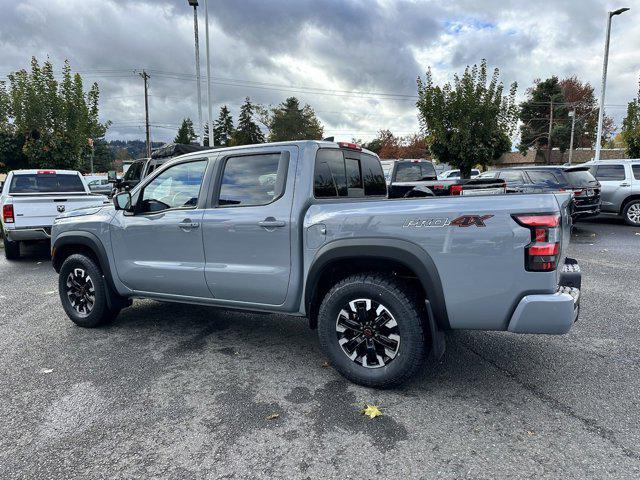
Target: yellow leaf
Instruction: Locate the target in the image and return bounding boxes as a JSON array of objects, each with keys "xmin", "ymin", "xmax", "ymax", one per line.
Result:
[
  {"xmin": 266, "ymin": 413, "xmax": 280, "ymax": 420},
  {"xmin": 361, "ymin": 405, "xmax": 382, "ymax": 419},
  {"xmin": 321, "ymin": 361, "xmax": 331, "ymax": 368}
]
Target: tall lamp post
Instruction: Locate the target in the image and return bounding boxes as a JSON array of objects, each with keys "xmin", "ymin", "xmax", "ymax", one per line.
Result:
[
  {"xmin": 203, "ymin": 0, "xmax": 214, "ymax": 147},
  {"xmin": 568, "ymin": 110, "xmax": 576, "ymax": 166},
  {"xmin": 594, "ymin": 7, "xmax": 629, "ymax": 161},
  {"xmin": 187, "ymin": 1, "xmax": 204, "ymax": 146}
]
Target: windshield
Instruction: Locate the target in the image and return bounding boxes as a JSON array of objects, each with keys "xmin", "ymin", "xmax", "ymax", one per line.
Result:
[
  {"xmin": 394, "ymin": 162, "xmax": 437, "ymax": 182},
  {"xmin": 565, "ymin": 169, "xmax": 598, "ymax": 187},
  {"xmin": 9, "ymin": 173, "xmax": 85, "ymax": 193}
]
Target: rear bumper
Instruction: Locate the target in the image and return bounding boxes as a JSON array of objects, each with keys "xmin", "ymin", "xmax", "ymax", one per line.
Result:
[
  {"xmin": 571, "ymin": 201, "xmax": 601, "ymax": 218},
  {"xmin": 507, "ymin": 258, "xmax": 581, "ymax": 334},
  {"xmin": 5, "ymin": 227, "xmax": 52, "ymax": 241}
]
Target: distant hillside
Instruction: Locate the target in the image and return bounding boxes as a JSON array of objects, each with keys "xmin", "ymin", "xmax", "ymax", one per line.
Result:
[{"xmin": 107, "ymin": 140, "xmax": 164, "ymax": 161}]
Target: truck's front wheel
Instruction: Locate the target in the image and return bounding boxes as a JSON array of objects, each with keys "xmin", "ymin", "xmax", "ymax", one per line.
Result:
[
  {"xmin": 58, "ymin": 254, "xmax": 121, "ymax": 328},
  {"xmin": 3, "ymin": 236, "xmax": 20, "ymax": 260},
  {"xmin": 317, "ymin": 273, "xmax": 427, "ymax": 388}
]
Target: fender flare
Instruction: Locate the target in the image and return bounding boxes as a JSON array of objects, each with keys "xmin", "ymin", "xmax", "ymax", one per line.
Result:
[
  {"xmin": 305, "ymin": 238, "xmax": 450, "ymax": 330},
  {"xmin": 51, "ymin": 231, "xmax": 116, "ymax": 292}
]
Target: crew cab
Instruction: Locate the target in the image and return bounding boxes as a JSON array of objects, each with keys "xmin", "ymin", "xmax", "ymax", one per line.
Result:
[
  {"xmin": 583, "ymin": 159, "xmax": 640, "ymax": 226},
  {"xmin": 50, "ymin": 141, "xmax": 581, "ymax": 387},
  {"xmin": 386, "ymin": 159, "xmax": 505, "ymax": 198},
  {"xmin": 1, "ymin": 170, "xmax": 108, "ymax": 259}
]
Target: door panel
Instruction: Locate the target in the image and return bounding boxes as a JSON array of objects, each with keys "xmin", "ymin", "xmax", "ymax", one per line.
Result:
[
  {"xmin": 110, "ymin": 159, "xmax": 210, "ymax": 297},
  {"xmin": 594, "ymin": 164, "xmax": 628, "ymax": 212},
  {"xmin": 203, "ymin": 148, "xmax": 296, "ymax": 305}
]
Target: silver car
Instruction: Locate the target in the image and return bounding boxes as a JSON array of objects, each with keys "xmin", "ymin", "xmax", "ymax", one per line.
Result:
[{"xmin": 584, "ymin": 159, "xmax": 640, "ymax": 226}]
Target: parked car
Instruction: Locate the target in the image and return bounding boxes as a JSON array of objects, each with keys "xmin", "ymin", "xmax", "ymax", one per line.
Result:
[
  {"xmin": 1, "ymin": 169, "xmax": 108, "ymax": 259},
  {"xmin": 50, "ymin": 140, "xmax": 580, "ymax": 387},
  {"xmin": 87, "ymin": 178, "xmax": 114, "ymax": 195},
  {"xmin": 480, "ymin": 166, "xmax": 601, "ymax": 220},
  {"xmin": 387, "ymin": 159, "xmax": 505, "ymax": 198},
  {"xmin": 582, "ymin": 159, "xmax": 640, "ymax": 226},
  {"xmin": 439, "ymin": 168, "xmax": 480, "ymax": 179}
]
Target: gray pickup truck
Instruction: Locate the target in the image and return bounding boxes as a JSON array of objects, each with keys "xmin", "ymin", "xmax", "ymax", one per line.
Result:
[{"xmin": 50, "ymin": 140, "xmax": 581, "ymax": 387}]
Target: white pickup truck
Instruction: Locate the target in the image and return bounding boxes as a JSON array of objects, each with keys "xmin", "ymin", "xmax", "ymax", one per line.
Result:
[{"xmin": 1, "ymin": 170, "xmax": 108, "ymax": 259}]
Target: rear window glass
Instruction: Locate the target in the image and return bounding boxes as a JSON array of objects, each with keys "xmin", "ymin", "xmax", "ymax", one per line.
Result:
[
  {"xmin": 499, "ymin": 171, "xmax": 525, "ymax": 184},
  {"xmin": 361, "ymin": 154, "xmax": 386, "ymax": 196},
  {"xmin": 9, "ymin": 174, "xmax": 85, "ymax": 193},
  {"xmin": 594, "ymin": 164, "xmax": 625, "ymax": 181},
  {"xmin": 314, "ymin": 149, "xmax": 387, "ymax": 198},
  {"xmin": 394, "ymin": 162, "xmax": 437, "ymax": 182},
  {"xmin": 632, "ymin": 165, "xmax": 640, "ymax": 180},
  {"xmin": 527, "ymin": 170, "xmax": 562, "ymax": 187},
  {"xmin": 565, "ymin": 169, "xmax": 598, "ymax": 187}
]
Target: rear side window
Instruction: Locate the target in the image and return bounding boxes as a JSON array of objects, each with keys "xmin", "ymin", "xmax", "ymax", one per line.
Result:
[
  {"xmin": 498, "ymin": 171, "xmax": 525, "ymax": 184},
  {"xmin": 314, "ymin": 149, "xmax": 386, "ymax": 198},
  {"xmin": 395, "ymin": 162, "xmax": 437, "ymax": 182},
  {"xmin": 124, "ymin": 162, "xmax": 144, "ymax": 182},
  {"xmin": 595, "ymin": 164, "xmax": 625, "ymax": 181},
  {"xmin": 361, "ymin": 154, "xmax": 386, "ymax": 196},
  {"xmin": 632, "ymin": 165, "xmax": 640, "ymax": 180},
  {"xmin": 564, "ymin": 169, "xmax": 598, "ymax": 187},
  {"xmin": 9, "ymin": 173, "xmax": 85, "ymax": 193},
  {"xmin": 218, "ymin": 153, "xmax": 287, "ymax": 207},
  {"xmin": 527, "ymin": 170, "xmax": 562, "ymax": 187}
]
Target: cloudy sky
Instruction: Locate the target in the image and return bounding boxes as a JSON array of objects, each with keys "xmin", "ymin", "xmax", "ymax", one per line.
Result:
[{"xmin": 1, "ymin": 0, "xmax": 639, "ymax": 145}]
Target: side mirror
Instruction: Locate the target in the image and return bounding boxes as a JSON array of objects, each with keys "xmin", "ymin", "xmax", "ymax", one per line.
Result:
[
  {"xmin": 113, "ymin": 191, "xmax": 132, "ymax": 211},
  {"xmin": 107, "ymin": 170, "xmax": 117, "ymax": 182}
]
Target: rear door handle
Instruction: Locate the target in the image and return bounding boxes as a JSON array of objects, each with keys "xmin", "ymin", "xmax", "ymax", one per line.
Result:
[
  {"xmin": 620, "ymin": 183, "xmax": 631, "ymax": 187},
  {"xmin": 258, "ymin": 217, "xmax": 286, "ymax": 228}
]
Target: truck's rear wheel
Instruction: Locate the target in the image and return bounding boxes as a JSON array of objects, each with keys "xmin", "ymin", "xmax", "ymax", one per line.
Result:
[
  {"xmin": 623, "ymin": 200, "xmax": 640, "ymax": 226},
  {"xmin": 317, "ymin": 273, "xmax": 427, "ymax": 388},
  {"xmin": 3, "ymin": 236, "xmax": 20, "ymax": 260},
  {"xmin": 58, "ymin": 254, "xmax": 120, "ymax": 328}
]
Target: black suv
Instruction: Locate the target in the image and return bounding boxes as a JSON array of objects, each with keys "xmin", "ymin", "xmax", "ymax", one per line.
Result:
[{"xmin": 480, "ymin": 166, "xmax": 601, "ymax": 219}]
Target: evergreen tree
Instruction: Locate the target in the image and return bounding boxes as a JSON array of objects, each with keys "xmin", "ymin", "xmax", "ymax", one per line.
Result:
[
  {"xmin": 621, "ymin": 79, "xmax": 640, "ymax": 158},
  {"xmin": 232, "ymin": 97, "xmax": 264, "ymax": 146},
  {"xmin": 213, "ymin": 105, "xmax": 234, "ymax": 146},
  {"xmin": 267, "ymin": 97, "xmax": 324, "ymax": 141},
  {"xmin": 174, "ymin": 117, "xmax": 197, "ymax": 144}
]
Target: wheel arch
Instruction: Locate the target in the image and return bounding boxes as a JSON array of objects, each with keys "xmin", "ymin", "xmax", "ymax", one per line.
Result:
[
  {"xmin": 304, "ymin": 238, "xmax": 450, "ymax": 330},
  {"xmin": 620, "ymin": 195, "xmax": 640, "ymax": 215},
  {"xmin": 52, "ymin": 232, "xmax": 116, "ymax": 291}
]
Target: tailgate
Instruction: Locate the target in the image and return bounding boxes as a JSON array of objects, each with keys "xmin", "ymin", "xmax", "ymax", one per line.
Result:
[{"xmin": 10, "ymin": 195, "xmax": 105, "ymax": 228}]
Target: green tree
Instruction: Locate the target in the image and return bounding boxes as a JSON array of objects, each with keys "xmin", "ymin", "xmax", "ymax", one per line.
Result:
[
  {"xmin": 417, "ymin": 59, "xmax": 517, "ymax": 177},
  {"xmin": 2, "ymin": 57, "xmax": 108, "ymax": 171},
  {"xmin": 174, "ymin": 117, "xmax": 197, "ymax": 144},
  {"xmin": 621, "ymin": 79, "xmax": 640, "ymax": 158},
  {"xmin": 213, "ymin": 105, "xmax": 234, "ymax": 146},
  {"xmin": 518, "ymin": 76, "xmax": 572, "ymax": 162},
  {"xmin": 265, "ymin": 97, "xmax": 324, "ymax": 141},
  {"xmin": 232, "ymin": 97, "xmax": 264, "ymax": 146}
]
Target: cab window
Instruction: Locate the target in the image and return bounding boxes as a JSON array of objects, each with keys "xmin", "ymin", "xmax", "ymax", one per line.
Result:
[
  {"xmin": 594, "ymin": 164, "xmax": 625, "ymax": 181},
  {"xmin": 138, "ymin": 160, "xmax": 207, "ymax": 213},
  {"xmin": 314, "ymin": 149, "xmax": 386, "ymax": 198}
]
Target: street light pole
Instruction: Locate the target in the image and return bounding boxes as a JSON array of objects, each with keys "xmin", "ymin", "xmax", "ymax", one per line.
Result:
[
  {"xmin": 568, "ymin": 110, "xmax": 576, "ymax": 166},
  {"xmin": 188, "ymin": 1, "xmax": 204, "ymax": 146},
  {"xmin": 595, "ymin": 7, "xmax": 629, "ymax": 161},
  {"xmin": 203, "ymin": 0, "xmax": 214, "ymax": 147}
]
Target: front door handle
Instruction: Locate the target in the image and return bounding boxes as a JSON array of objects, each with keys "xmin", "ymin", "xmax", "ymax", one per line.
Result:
[
  {"xmin": 620, "ymin": 183, "xmax": 631, "ymax": 187},
  {"xmin": 258, "ymin": 217, "xmax": 286, "ymax": 229},
  {"xmin": 178, "ymin": 220, "xmax": 200, "ymax": 231}
]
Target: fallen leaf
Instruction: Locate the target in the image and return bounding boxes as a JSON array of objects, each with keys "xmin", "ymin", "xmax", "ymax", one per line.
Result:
[
  {"xmin": 40, "ymin": 368, "xmax": 54, "ymax": 374},
  {"xmin": 635, "ymin": 232, "xmax": 640, "ymax": 236},
  {"xmin": 321, "ymin": 361, "xmax": 331, "ymax": 368},
  {"xmin": 266, "ymin": 413, "xmax": 280, "ymax": 420},
  {"xmin": 361, "ymin": 405, "xmax": 382, "ymax": 419},
  {"xmin": 527, "ymin": 431, "xmax": 536, "ymax": 436},
  {"xmin": 45, "ymin": 291, "xmax": 56, "ymax": 295}
]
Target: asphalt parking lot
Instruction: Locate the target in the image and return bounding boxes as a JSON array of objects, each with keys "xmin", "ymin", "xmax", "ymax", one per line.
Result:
[{"xmin": 1, "ymin": 216, "xmax": 639, "ymax": 479}]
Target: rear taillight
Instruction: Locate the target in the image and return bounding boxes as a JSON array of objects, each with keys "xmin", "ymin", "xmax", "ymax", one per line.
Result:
[
  {"xmin": 572, "ymin": 188, "xmax": 585, "ymax": 197},
  {"xmin": 512, "ymin": 213, "xmax": 561, "ymax": 272},
  {"xmin": 2, "ymin": 204, "xmax": 14, "ymax": 223},
  {"xmin": 450, "ymin": 185, "xmax": 463, "ymax": 196}
]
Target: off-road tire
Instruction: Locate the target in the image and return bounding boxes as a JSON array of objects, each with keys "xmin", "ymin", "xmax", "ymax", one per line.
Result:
[
  {"xmin": 317, "ymin": 273, "xmax": 428, "ymax": 388},
  {"xmin": 3, "ymin": 236, "xmax": 20, "ymax": 260},
  {"xmin": 622, "ymin": 200, "xmax": 640, "ymax": 227},
  {"xmin": 59, "ymin": 254, "xmax": 120, "ymax": 328}
]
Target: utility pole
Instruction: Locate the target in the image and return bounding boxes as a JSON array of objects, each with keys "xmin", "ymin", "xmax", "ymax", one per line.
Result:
[
  {"xmin": 568, "ymin": 110, "xmax": 576, "ymax": 166},
  {"xmin": 546, "ymin": 99, "xmax": 554, "ymax": 164},
  {"xmin": 204, "ymin": 0, "xmax": 214, "ymax": 147},
  {"xmin": 139, "ymin": 70, "xmax": 151, "ymax": 158},
  {"xmin": 188, "ymin": 1, "xmax": 204, "ymax": 146},
  {"xmin": 595, "ymin": 7, "xmax": 630, "ymax": 161}
]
